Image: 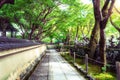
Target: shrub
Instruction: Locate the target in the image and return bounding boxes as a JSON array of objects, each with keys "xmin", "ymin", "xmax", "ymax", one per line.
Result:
[{"xmin": 94, "ymin": 73, "xmax": 116, "ymax": 80}]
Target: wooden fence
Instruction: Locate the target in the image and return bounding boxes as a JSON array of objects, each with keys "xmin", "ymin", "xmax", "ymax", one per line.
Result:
[{"xmin": 116, "ymin": 62, "xmax": 120, "ymax": 80}]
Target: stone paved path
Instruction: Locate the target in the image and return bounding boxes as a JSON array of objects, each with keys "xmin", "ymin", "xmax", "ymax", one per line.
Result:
[{"xmin": 28, "ymin": 49, "xmax": 86, "ymax": 80}]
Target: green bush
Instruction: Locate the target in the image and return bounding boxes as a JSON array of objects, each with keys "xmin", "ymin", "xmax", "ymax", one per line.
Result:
[{"xmin": 94, "ymin": 73, "xmax": 116, "ymax": 80}]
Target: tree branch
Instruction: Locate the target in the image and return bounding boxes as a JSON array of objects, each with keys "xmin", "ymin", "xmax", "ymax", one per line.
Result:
[
  {"xmin": 0, "ymin": 0, "xmax": 6, "ymax": 8},
  {"xmin": 40, "ymin": 26, "xmax": 57, "ymax": 40},
  {"xmin": 35, "ymin": 8, "xmax": 47, "ymax": 22},
  {"xmin": 100, "ymin": 0, "xmax": 115, "ymax": 29},
  {"xmin": 0, "ymin": 0, "xmax": 14, "ymax": 8},
  {"xmin": 102, "ymin": 0, "xmax": 110, "ymax": 17},
  {"xmin": 14, "ymin": 16, "xmax": 29, "ymax": 36},
  {"xmin": 107, "ymin": 0, "xmax": 115, "ymax": 17},
  {"xmin": 40, "ymin": 7, "xmax": 52, "ymax": 24},
  {"xmin": 114, "ymin": 6, "xmax": 120, "ymax": 14},
  {"xmin": 110, "ymin": 17, "xmax": 120, "ymax": 32}
]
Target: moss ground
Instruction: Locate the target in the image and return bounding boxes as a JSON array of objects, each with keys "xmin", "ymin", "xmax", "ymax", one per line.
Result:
[{"xmin": 61, "ymin": 52, "xmax": 116, "ymax": 80}]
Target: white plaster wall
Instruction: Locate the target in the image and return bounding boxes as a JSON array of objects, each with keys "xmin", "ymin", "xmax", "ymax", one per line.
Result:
[{"xmin": 0, "ymin": 44, "xmax": 47, "ymax": 80}]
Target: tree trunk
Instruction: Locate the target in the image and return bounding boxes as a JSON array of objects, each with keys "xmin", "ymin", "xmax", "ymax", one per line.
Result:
[
  {"xmin": 99, "ymin": 0, "xmax": 115, "ymax": 66},
  {"xmin": 89, "ymin": 0, "xmax": 101, "ymax": 58},
  {"xmin": 11, "ymin": 30, "xmax": 13, "ymax": 38},
  {"xmin": 75, "ymin": 26, "xmax": 79, "ymax": 40},
  {"xmin": 89, "ymin": 21, "xmax": 100, "ymax": 58},
  {"xmin": 65, "ymin": 34, "xmax": 70, "ymax": 45},
  {"xmin": 2, "ymin": 28, "xmax": 6, "ymax": 37},
  {"xmin": 1, "ymin": 23, "xmax": 7, "ymax": 37},
  {"xmin": 29, "ymin": 30, "xmax": 34, "ymax": 40},
  {"xmin": 50, "ymin": 38, "xmax": 53, "ymax": 44},
  {"xmin": 99, "ymin": 29, "xmax": 106, "ymax": 66},
  {"xmin": 74, "ymin": 26, "xmax": 79, "ymax": 44},
  {"xmin": 67, "ymin": 30, "xmax": 70, "ymax": 45}
]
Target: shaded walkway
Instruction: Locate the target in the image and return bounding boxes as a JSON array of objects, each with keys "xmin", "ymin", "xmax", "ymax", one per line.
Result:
[{"xmin": 28, "ymin": 49, "xmax": 85, "ymax": 80}]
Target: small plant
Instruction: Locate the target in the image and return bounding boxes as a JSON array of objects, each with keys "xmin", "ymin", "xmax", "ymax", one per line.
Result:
[{"xmin": 101, "ymin": 66, "xmax": 107, "ymax": 72}]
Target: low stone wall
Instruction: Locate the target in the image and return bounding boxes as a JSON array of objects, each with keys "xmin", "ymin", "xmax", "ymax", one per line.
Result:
[{"xmin": 0, "ymin": 44, "xmax": 47, "ymax": 80}]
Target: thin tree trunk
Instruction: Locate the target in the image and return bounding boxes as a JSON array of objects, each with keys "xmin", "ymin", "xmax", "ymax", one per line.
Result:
[
  {"xmin": 98, "ymin": 0, "xmax": 115, "ymax": 67},
  {"xmin": 28, "ymin": 24, "xmax": 36, "ymax": 40},
  {"xmin": 75, "ymin": 26, "xmax": 79, "ymax": 39},
  {"xmin": 1, "ymin": 23, "xmax": 7, "ymax": 37},
  {"xmin": 75, "ymin": 26, "xmax": 79, "ymax": 43},
  {"xmin": 2, "ymin": 28, "xmax": 6, "ymax": 37}
]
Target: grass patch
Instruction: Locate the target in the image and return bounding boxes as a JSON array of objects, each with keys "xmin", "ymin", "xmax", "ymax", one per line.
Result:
[
  {"xmin": 61, "ymin": 52, "xmax": 73, "ymax": 63},
  {"xmin": 61, "ymin": 52, "xmax": 116, "ymax": 80}
]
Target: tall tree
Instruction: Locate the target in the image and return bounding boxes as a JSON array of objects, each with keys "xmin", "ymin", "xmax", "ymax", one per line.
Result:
[{"xmin": 89, "ymin": 0, "xmax": 115, "ymax": 65}]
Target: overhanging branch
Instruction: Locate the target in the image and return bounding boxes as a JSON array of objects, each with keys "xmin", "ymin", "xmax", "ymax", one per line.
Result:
[{"xmin": 110, "ymin": 17, "xmax": 120, "ymax": 32}]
